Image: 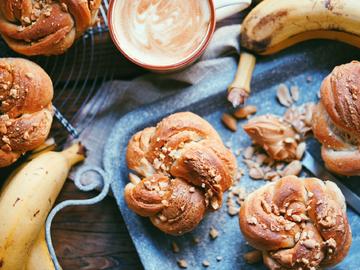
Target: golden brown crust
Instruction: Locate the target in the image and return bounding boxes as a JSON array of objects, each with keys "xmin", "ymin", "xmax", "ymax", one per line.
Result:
[
  {"xmin": 126, "ymin": 127, "xmax": 157, "ymax": 177},
  {"xmin": 321, "ymin": 61, "xmax": 360, "ymax": 136},
  {"xmin": 150, "ymin": 178, "xmax": 206, "ymax": 235},
  {"xmin": 312, "ymin": 103, "xmax": 352, "ymax": 150},
  {"xmin": 321, "ymin": 147, "xmax": 360, "ymax": 176},
  {"xmin": 0, "ymin": 0, "xmax": 101, "ymax": 56},
  {"xmin": 0, "ymin": 58, "xmax": 53, "ymax": 167},
  {"xmin": 124, "ymin": 174, "xmax": 172, "ymax": 217},
  {"xmin": 313, "ymin": 61, "xmax": 360, "ymax": 176},
  {"xmin": 125, "ymin": 174, "xmax": 206, "ymax": 235},
  {"xmin": 239, "ymin": 176, "xmax": 351, "ymax": 270},
  {"xmin": 125, "ymin": 112, "xmax": 237, "ymax": 235}
]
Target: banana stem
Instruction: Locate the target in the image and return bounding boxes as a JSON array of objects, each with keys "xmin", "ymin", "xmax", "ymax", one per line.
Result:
[
  {"xmin": 61, "ymin": 143, "xmax": 86, "ymax": 167},
  {"xmin": 227, "ymin": 52, "xmax": 256, "ymax": 107}
]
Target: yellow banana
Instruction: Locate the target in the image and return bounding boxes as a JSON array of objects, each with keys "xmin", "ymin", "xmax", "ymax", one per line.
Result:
[
  {"xmin": 26, "ymin": 228, "xmax": 55, "ymax": 270},
  {"xmin": 0, "ymin": 139, "xmax": 57, "ymax": 194},
  {"xmin": 241, "ymin": 0, "xmax": 360, "ymax": 55},
  {"xmin": 0, "ymin": 143, "xmax": 85, "ymax": 270}
]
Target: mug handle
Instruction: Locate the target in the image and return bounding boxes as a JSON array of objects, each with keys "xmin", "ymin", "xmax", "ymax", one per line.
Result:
[{"xmin": 213, "ymin": 0, "xmax": 252, "ymax": 21}]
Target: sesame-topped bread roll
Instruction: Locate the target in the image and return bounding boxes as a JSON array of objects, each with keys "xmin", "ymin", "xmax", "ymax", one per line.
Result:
[
  {"xmin": 0, "ymin": 0, "xmax": 102, "ymax": 56},
  {"xmin": 312, "ymin": 61, "xmax": 360, "ymax": 176},
  {"xmin": 0, "ymin": 58, "xmax": 53, "ymax": 167},
  {"xmin": 239, "ymin": 175, "xmax": 351, "ymax": 270},
  {"xmin": 124, "ymin": 112, "xmax": 237, "ymax": 235}
]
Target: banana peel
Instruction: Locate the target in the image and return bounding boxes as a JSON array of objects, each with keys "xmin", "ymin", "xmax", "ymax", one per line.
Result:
[
  {"xmin": 0, "ymin": 143, "xmax": 85, "ymax": 270},
  {"xmin": 241, "ymin": 0, "xmax": 360, "ymax": 54}
]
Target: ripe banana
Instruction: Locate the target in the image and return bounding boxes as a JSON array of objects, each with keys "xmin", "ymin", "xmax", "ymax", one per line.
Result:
[
  {"xmin": 241, "ymin": 0, "xmax": 360, "ymax": 55},
  {"xmin": 0, "ymin": 143, "xmax": 85, "ymax": 270},
  {"xmin": 26, "ymin": 227, "xmax": 55, "ymax": 270}
]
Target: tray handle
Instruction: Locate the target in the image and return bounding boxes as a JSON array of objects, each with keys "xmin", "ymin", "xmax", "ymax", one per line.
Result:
[{"xmin": 45, "ymin": 166, "xmax": 111, "ymax": 270}]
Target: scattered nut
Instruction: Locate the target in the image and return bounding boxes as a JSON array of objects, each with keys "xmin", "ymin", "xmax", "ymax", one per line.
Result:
[
  {"xmin": 25, "ymin": 72, "xmax": 34, "ymax": 79},
  {"xmin": 61, "ymin": 2, "xmax": 68, "ymax": 12},
  {"xmin": 234, "ymin": 148, "xmax": 241, "ymax": 156},
  {"xmin": 228, "ymin": 205, "xmax": 239, "ymax": 216},
  {"xmin": 0, "ymin": 124, "xmax": 7, "ymax": 134},
  {"xmin": 202, "ymin": 260, "xmax": 210, "ymax": 267},
  {"xmin": 290, "ymin": 86, "xmax": 300, "ymax": 101},
  {"xmin": 284, "ymin": 103, "xmax": 314, "ymax": 136},
  {"xmin": 158, "ymin": 214, "xmax": 168, "ymax": 222},
  {"xmin": 277, "ymin": 84, "xmax": 293, "ymax": 107},
  {"xmin": 222, "ymin": 113, "xmax": 237, "ymax": 131},
  {"xmin": 281, "ymin": 160, "xmax": 302, "ymax": 176},
  {"xmin": 209, "ymin": 227, "xmax": 219, "ymax": 239},
  {"xmin": 249, "ymin": 167, "xmax": 264, "ymax": 180},
  {"xmin": 129, "ymin": 173, "xmax": 141, "ymax": 184},
  {"xmin": 234, "ymin": 105, "xmax": 257, "ymax": 119},
  {"xmin": 302, "ymin": 258, "xmax": 309, "ymax": 264},
  {"xmin": 247, "ymin": 216, "xmax": 258, "ymax": 225},
  {"xmin": 244, "ymin": 250, "xmax": 262, "ymax": 264},
  {"xmin": 303, "ymin": 239, "xmax": 317, "ymax": 249},
  {"xmin": 291, "ymin": 214, "xmax": 302, "ymax": 223},
  {"xmin": 177, "ymin": 259, "xmax": 188, "ymax": 269},
  {"xmin": 172, "ymin": 242, "xmax": 180, "ymax": 253},
  {"xmin": 193, "ymin": 237, "xmax": 200, "ymax": 244},
  {"xmin": 2, "ymin": 136, "xmax": 10, "ymax": 145},
  {"xmin": 255, "ymin": 153, "xmax": 267, "ymax": 165},
  {"xmin": 243, "ymin": 146, "xmax": 255, "ymax": 159},
  {"xmin": 304, "ymin": 107, "xmax": 313, "ymax": 126},
  {"xmin": 161, "ymin": 200, "xmax": 169, "ymax": 207},
  {"xmin": 296, "ymin": 142, "xmax": 306, "ymax": 160},
  {"xmin": 264, "ymin": 171, "xmax": 280, "ymax": 181}
]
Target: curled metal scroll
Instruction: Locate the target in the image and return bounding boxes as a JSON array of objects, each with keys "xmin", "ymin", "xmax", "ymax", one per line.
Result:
[{"xmin": 45, "ymin": 166, "xmax": 111, "ymax": 270}]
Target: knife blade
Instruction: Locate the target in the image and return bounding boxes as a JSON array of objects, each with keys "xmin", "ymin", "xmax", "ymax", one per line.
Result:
[{"xmin": 302, "ymin": 151, "xmax": 360, "ymax": 215}]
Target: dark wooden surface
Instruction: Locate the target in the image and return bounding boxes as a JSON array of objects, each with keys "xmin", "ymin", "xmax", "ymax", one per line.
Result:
[{"xmin": 53, "ymin": 182, "xmax": 143, "ymax": 270}]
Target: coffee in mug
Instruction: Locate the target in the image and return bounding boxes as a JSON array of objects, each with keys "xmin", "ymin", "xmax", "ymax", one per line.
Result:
[
  {"xmin": 111, "ymin": 0, "xmax": 212, "ymax": 67},
  {"xmin": 109, "ymin": 0, "xmax": 251, "ymax": 71}
]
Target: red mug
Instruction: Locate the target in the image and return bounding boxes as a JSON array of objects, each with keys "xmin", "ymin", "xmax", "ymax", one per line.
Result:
[{"xmin": 108, "ymin": 0, "xmax": 251, "ymax": 72}]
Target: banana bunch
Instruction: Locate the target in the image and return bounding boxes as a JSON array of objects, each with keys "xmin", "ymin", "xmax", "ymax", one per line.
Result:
[
  {"xmin": 0, "ymin": 143, "xmax": 85, "ymax": 270},
  {"xmin": 241, "ymin": 0, "xmax": 360, "ymax": 54}
]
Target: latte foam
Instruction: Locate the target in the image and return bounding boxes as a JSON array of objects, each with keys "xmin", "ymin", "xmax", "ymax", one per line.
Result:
[{"xmin": 112, "ymin": 0, "xmax": 212, "ymax": 67}]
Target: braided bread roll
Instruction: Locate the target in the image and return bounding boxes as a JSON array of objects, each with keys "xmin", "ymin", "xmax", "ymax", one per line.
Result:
[
  {"xmin": 0, "ymin": 0, "xmax": 101, "ymax": 56},
  {"xmin": 239, "ymin": 176, "xmax": 351, "ymax": 270},
  {"xmin": 312, "ymin": 61, "xmax": 360, "ymax": 176},
  {"xmin": 125, "ymin": 112, "xmax": 237, "ymax": 235},
  {"xmin": 0, "ymin": 58, "xmax": 53, "ymax": 167}
]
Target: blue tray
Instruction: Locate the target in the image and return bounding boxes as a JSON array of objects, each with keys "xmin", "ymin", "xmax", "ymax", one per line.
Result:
[{"xmin": 104, "ymin": 41, "xmax": 360, "ymax": 270}]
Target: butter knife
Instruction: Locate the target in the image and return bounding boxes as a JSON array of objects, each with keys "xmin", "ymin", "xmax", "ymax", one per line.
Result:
[{"xmin": 302, "ymin": 151, "xmax": 360, "ymax": 215}]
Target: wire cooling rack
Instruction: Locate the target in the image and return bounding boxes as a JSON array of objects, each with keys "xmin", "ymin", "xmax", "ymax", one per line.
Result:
[{"xmin": 0, "ymin": 0, "xmax": 116, "ymax": 147}]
